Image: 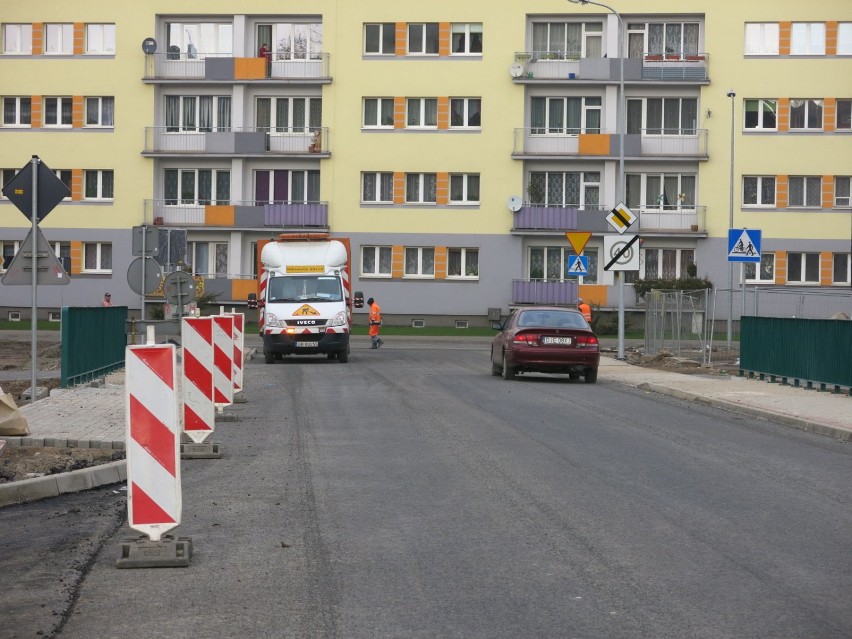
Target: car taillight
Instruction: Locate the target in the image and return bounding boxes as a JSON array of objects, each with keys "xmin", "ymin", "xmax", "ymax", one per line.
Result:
[
  {"xmin": 575, "ymin": 335, "xmax": 599, "ymax": 348},
  {"xmin": 513, "ymin": 332, "xmax": 540, "ymax": 346}
]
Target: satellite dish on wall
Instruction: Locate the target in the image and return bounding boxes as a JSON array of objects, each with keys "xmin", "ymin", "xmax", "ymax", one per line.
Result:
[
  {"xmin": 141, "ymin": 38, "xmax": 157, "ymax": 54},
  {"xmin": 507, "ymin": 195, "xmax": 523, "ymax": 212},
  {"xmin": 509, "ymin": 63, "xmax": 524, "ymax": 78}
]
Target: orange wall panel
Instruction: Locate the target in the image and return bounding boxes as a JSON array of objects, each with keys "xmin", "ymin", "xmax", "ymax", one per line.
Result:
[
  {"xmin": 437, "ymin": 96, "xmax": 449, "ymax": 130},
  {"xmin": 73, "ymin": 23, "xmax": 84, "ymax": 55},
  {"xmin": 69, "ymin": 241, "xmax": 82, "ymax": 275},
  {"xmin": 776, "ymin": 175, "xmax": 788, "ymax": 209},
  {"xmin": 439, "ymin": 23, "xmax": 451, "ymax": 57},
  {"xmin": 779, "ymin": 22, "xmax": 791, "ymax": 56},
  {"xmin": 578, "ymin": 284, "xmax": 607, "ymax": 308},
  {"xmin": 231, "ymin": 278, "xmax": 258, "ymax": 302},
  {"xmin": 32, "ymin": 24, "xmax": 43, "ymax": 56},
  {"xmin": 578, "ymin": 134, "xmax": 611, "ymax": 155},
  {"xmin": 391, "ymin": 245, "xmax": 404, "ymax": 278},
  {"xmin": 72, "ymin": 95, "xmax": 84, "ymax": 128},
  {"xmin": 395, "ymin": 23, "xmax": 407, "ymax": 56},
  {"xmin": 234, "ymin": 58, "xmax": 265, "ymax": 79},
  {"xmin": 393, "ymin": 172, "xmax": 405, "ymax": 204},
  {"xmin": 823, "ymin": 98, "xmax": 836, "ymax": 132},
  {"xmin": 30, "ymin": 96, "xmax": 42, "ymax": 128},
  {"xmin": 820, "ymin": 251, "xmax": 833, "ymax": 286},
  {"xmin": 775, "ymin": 251, "xmax": 787, "ymax": 285},
  {"xmin": 436, "ymin": 172, "xmax": 449, "ymax": 206},
  {"xmin": 71, "ymin": 168, "xmax": 83, "ymax": 201},
  {"xmin": 394, "ymin": 96, "xmax": 406, "ymax": 129},
  {"xmin": 204, "ymin": 205, "xmax": 235, "ymax": 226},
  {"xmin": 826, "ymin": 22, "xmax": 838, "ymax": 56},
  {"xmin": 434, "ymin": 246, "xmax": 447, "ymax": 279},
  {"xmin": 777, "ymin": 98, "xmax": 789, "ymax": 132},
  {"xmin": 822, "ymin": 175, "xmax": 834, "ymax": 209}
]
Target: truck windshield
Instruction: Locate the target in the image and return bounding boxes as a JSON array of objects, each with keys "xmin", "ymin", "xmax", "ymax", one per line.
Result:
[{"xmin": 267, "ymin": 275, "xmax": 343, "ymax": 302}]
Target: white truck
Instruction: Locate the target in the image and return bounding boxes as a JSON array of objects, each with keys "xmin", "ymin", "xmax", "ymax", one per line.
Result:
[{"xmin": 257, "ymin": 234, "xmax": 360, "ymax": 364}]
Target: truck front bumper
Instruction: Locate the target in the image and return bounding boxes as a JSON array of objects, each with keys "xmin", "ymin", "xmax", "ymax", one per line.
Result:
[{"xmin": 263, "ymin": 330, "xmax": 349, "ymax": 356}]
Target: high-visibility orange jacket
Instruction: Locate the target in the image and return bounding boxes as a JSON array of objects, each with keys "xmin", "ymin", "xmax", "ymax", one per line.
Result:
[
  {"xmin": 369, "ymin": 301, "xmax": 382, "ymax": 337},
  {"xmin": 579, "ymin": 302, "xmax": 592, "ymax": 323}
]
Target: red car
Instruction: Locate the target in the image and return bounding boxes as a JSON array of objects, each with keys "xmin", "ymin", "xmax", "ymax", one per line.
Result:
[{"xmin": 490, "ymin": 306, "xmax": 600, "ymax": 383}]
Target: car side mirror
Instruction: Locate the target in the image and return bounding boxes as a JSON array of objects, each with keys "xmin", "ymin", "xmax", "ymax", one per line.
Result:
[{"xmin": 491, "ymin": 320, "xmax": 504, "ymax": 331}]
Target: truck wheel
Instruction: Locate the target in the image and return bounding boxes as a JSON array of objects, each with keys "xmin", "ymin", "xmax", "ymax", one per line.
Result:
[
  {"xmin": 338, "ymin": 348, "xmax": 349, "ymax": 363},
  {"xmin": 264, "ymin": 349, "xmax": 274, "ymax": 364}
]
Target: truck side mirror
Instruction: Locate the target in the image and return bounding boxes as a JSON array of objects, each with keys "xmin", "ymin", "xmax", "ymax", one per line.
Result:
[
  {"xmin": 353, "ymin": 291, "xmax": 364, "ymax": 309},
  {"xmin": 247, "ymin": 293, "xmax": 258, "ymax": 309}
]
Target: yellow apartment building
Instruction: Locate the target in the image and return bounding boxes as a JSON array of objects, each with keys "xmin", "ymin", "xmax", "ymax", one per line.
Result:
[{"xmin": 1, "ymin": 1, "xmax": 850, "ymax": 324}]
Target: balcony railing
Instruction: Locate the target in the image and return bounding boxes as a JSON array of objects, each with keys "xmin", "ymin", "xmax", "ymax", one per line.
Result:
[
  {"xmin": 513, "ymin": 128, "xmax": 707, "ymax": 158},
  {"xmin": 143, "ymin": 127, "xmax": 328, "ymax": 155},
  {"xmin": 144, "ymin": 52, "xmax": 331, "ymax": 81},
  {"xmin": 512, "ymin": 279, "xmax": 579, "ymax": 306},
  {"xmin": 513, "ymin": 51, "xmax": 708, "ymax": 82},
  {"xmin": 144, "ymin": 200, "xmax": 329, "ymax": 229},
  {"xmin": 512, "ymin": 204, "xmax": 706, "ymax": 233}
]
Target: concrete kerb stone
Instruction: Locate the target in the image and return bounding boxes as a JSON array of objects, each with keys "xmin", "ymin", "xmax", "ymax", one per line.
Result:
[{"xmin": 0, "ymin": 460, "xmax": 126, "ymax": 508}]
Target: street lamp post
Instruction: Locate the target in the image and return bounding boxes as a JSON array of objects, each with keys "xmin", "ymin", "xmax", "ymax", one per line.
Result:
[
  {"xmin": 726, "ymin": 90, "xmax": 736, "ymax": 348},
  {"xmin": 568, "ymin": 0, "xmax": 626, "ymax": 358}
]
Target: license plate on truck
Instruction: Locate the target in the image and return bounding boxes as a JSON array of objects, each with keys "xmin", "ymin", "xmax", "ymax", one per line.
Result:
[{"xmin": 296, "ymin": 341, "xmax": 319, "ymax": 348}]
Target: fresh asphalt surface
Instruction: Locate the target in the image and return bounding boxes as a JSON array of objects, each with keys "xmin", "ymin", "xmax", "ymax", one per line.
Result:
[{"xmin": 2, "ymin": 338, "xmax": 851, "ymax": 638}]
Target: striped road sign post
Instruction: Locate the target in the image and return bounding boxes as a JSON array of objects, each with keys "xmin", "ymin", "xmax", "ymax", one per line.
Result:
[
  {"xmin": 223, "ymin": 310, "xmax": 245, "ymax": 393},
  {"xmin": 181, "ymin": 317, "xmax": 215, "ymax": 443},
  {"xmin": 212, "ymin": 315, "xmax": 234, "ymax": 408},
  {"xmin": 125, "ymin": 344, "xmax": 181, "ymax": 542}
]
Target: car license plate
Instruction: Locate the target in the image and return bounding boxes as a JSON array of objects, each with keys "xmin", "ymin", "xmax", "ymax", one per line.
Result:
[
  {"xmin": 542, "ymin": 336, "xmax": 572, "ymax": 346},
  {"xmin": 296, "ymin": 341, "xmax": 319, "ymax": 348}
]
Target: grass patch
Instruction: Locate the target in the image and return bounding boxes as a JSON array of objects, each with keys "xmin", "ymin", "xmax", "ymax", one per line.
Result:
[{"xmin": 0, "ymin": 320, "xmax": 61, "ymax": 331}]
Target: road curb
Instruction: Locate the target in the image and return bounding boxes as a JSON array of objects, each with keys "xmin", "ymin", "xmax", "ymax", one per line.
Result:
[
  {"xmin": 0, "ymin": 459, "xmax": 127, "ymax": 508},
  {"xmin": 637, "ymin": 383, "xmax": 852, "ymax": 442}
]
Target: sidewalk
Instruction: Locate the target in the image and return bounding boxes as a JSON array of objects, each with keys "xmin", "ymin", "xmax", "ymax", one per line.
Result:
[{"xmin": 1, "ymin": 343, "xmax": 849, "ymax": 507}]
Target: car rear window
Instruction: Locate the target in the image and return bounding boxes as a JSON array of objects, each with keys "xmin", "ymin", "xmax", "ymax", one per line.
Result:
[{"xmin": 518, "ymin": 311, "xmax": 587, "ymax": 329}]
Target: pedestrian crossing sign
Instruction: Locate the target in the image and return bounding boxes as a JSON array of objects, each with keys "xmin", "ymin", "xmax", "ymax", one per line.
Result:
[
  {"xmin": 727, "ymin": 228, "xmax": 762, "ymax": 263},
  {"xmin": 566, "ymin": 255, "xmax": 589, "ymax": 277}
]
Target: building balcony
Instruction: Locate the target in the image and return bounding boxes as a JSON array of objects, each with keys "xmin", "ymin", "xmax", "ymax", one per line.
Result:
[
  {"xmin": 143, "ymin": 127, "xmax": 329, "ymax": 157},
  {"xmin": 512, "ymin": 128, "xmax": 708, "ymax": 160},
  {"xmin": 512, "ymin": 279, "xmax": 579, "ymax": 306},
  {"xmin": 512, "ymin": 51, "xmax": 708, "ymax": 83},
  {"xmin": 143, "ymin": 52, "xmax": 331, "ymax": 82},
  {"xmin": 144, "ymin": 200, "xmax": 329, "ymax": 230},
  {"xmin": 511, "ymin": 204, "xmax": 706, "ymax": 234}
]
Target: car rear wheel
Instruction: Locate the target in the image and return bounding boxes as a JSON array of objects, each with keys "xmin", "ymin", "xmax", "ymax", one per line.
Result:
[
  {"xmin": 491, "ymin": 349, "xmax": 502, "ymax": 376},
  {"xmin": 584, "ymin": 367, "xmax": 598, "ymax": 384},
  {"xmin": 264, "ymin": 349, "xmax": 274, "ymax": 364},
  {"xmin": 338, "ymin": 348, "xmax": 349, "ymax": 363},
  {"xmin": 502, "ymin": 354, "xmax": 516, "ymax": 381}
]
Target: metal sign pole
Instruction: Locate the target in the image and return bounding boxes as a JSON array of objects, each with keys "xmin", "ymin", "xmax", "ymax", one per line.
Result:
[
  {"xmin": 141, "ymin": 225, "xmax": 147, "ymax": 325},
  {"xmin": 29, "ymin": 156, "xmax": 38, "ymax": 405}
]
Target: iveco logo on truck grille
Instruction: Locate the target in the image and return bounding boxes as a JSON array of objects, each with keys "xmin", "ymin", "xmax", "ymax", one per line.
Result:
[{"xmin": 292, "ymin": 319, "xmax": 320, "ymax": 326}]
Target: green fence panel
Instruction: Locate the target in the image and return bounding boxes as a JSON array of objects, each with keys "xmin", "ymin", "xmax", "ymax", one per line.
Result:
[
  {"xmin": 60, "ymin": 306, "xmax": 128, "ymax": 387},
  {"xmin": 741, "ymin": 316, "xmax": 852, "ymax": 388}
]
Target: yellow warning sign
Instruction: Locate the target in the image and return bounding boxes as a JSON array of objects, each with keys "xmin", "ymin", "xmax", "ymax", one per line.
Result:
[
  {"xmin": 292, "ymin": 304, "xmax": 320, "ymax": 316},
  {"xmin": 565, "ymin": 232, "xmax": 591, "ymax": 255}
]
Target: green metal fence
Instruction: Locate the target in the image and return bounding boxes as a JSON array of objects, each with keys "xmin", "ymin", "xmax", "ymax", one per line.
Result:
[
  {"xmin": 740, "ymin": 316, "xmax": 852, "ymax": 390},
  {"xmin": 60, "ymin": 306, "xmax": 127, "ymax": 387}
]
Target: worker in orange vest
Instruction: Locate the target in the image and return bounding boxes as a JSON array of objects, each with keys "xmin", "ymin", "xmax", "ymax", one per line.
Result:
[
  {"xmin": 368, "ymin": 297, "xmax": 384, "ymax": 349},
  {"xmin": 577, "ymin": 297, "xmax": 592, "ymax": 323}
]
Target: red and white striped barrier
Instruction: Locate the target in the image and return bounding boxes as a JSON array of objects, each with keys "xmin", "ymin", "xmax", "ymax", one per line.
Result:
[
  {"xmin": 258, "ymin": 270, "xmax": 268, "ymax": 332},
  {"xmin": 181, "ymin": 317, "xmax": 215, "ymax": 443},
  {"xmin": 222, "ymin": 309, "xmax": 245, "ymax": 392},
  {"xmin": 125, "ymin": 344, "xmax": 181, "ymax": 542},
  {"xmin": 212, "ymin": 315, "xmax": 234, "ymax": 407}
]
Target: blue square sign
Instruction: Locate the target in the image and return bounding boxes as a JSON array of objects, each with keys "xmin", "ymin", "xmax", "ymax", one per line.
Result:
[{"xmin": 728, "ymin": 229, "xmax": 761, "ymax": 263}]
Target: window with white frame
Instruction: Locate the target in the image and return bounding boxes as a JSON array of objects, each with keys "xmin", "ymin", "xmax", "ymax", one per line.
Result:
[
  {"xmin": 789, "ymin": 99, "xmax": 823, "ymax": 129},
  {"xmin": 254, "ymin": 169, "xmax": 318, "ymax": 204},
  {"xmin": 531, "ymin": 97, "xmax": 601, "ymax": 134},
  {"xmin": 187, "ymin": 241, "xmax": 228, "ymax": 277},
  {"xmin": 256, "ymin": 96, "xmax": 319, "ymax": 132},
  {"xmin": 45, "ymin": 24, "xmax": 73, "ymax": 54},
  {"xmin": 406, "ymin": 98, "xmax": 437, "ymax": 128},
  {"xmin": 408, "ymin": 23, "xmax": 439, "ymax": 55},
  {"xmin": 450, "ymin": 98, "xmax": 481, "ymax": 128},
  {"xmin": 52, "ymin": 241, "xmax": 71, "ymax": 273},
  {"xmin": 791, "ymin": 23, "xmax": 825, "ymax": 55},
  {"xmin": 839, "ymin": 23, "xmax": 852, "ymax": 55},
  {"xmin": 646, "ymin": 22, "xmax": 700, "ymax": 57},
  {"xmin": 83, "ymin": 242, "xmax": 112, "ymax": 272},
  {"xmin": 788, "ymin": 176, "xmax": 822, "ymax": 207},
  {"xmin": 3, "ymin": 24, "xmax": 32, "ymax": 54},
  {"xmin": 835, "ymin": 177, "xmax": 850, "ymax": 207},
  {"xmin": 626, "ymin": 97, "xmax": 698, "ymax": 135},
  {"xmin": 362, "ymin": 172, "xmax": 393, "ymax": 203},
  {"xmin": 1, "ymin": 240, "xmax": 19, "ymax": 270},
  {"xmin": 85, "ymin": 24, "xmax": 115, "ymax": 54},
  {"xmin": 1, "ymin": 168, "xmax": 18, "ymax": 192},
  {"xmin": 532, "ymin": 22, "xmax": 603, "ymax": 58},
  {"xmin": 84, "ymin": 170, "xmax": 114, "ymax": 200},
  {"xmin": 361, "ymin": 246, "xmax": 392, "ymax": 277},
  {"xmin": 164, "ymin": 169, "xmax": 230, "ymax": 205},
  {"xmin": 85, "ymin": 97, "xmax": 114, "ymax": 127},
  {"xmin": 363, "ymin": 98, "xmax": 394, "ymax": 128},
  {"xmin": 364, "ymin": 23, "xmax": 395, "ymax": 55},
  {"xmin": 528, "ymin": 246, "xmax": 598, "ymax": 282},
  {"xmin": 43, "ymin": 97, "xmax": 72, "ymax": 126},
  {"xmin": 451, "ymin": 24, "xmax": 482, "ymax": 55},
  {"xmin": 166, "ymin": 96, "xmax": 232, "ymax": 132},
  {"xmin": 166, "ymin": 22, "xmax": 233, "ymax": 58},
  {"xmin": 744, "ymin": 23, "xmax": 779, "ymax": 55},
  {"xmin": 744, "ymin": 253, "xmax": 775, "ymax": 283},
  {"xmin": 256, "ymin": 23, "xmax": 322, "ymax": 61},
  {"xmin": 626, "ymin": 173, "xmax": 696, "ymax": 211},
  {"xmin": 743, "ymin": 176, "xmax": 776, "ymax": 206},
  {"xmin": 528, "ymin": 171, "xmax": 600, "ymax": 208},
  {"xmin": 53, "ymin": 170, "xmax": 72, "ymax": 197},
  {"xmin": 404, "ymin": 247, "xmax": 435, "ymax": 277},
  {"xmin": 787, "ymin": 252, "xmax": 820, "ymax": 284},
  {"xmin": 642, "ymin": 248, "xmax": 694, "ymax": 279},
  {"xmin": 837, "ymin": 99, "xmax": 851, "ymax": 130},
  {"xmin": 449, "ymin": 174, "xmax": 480, "ymax": 204},
  {"xmin": 405, "ymin": 173, "xmax": 437, "ymax": 204},
  {"xmin": 833, "ymin": 253, "xmax": 851, "ymax": 285},
  {"xmin": 447, "ymin": 248, "xmax": 479, "ymax": 278},
  {"xmin": 2, "ymin": 97, "xmax": 31, "ymax": 126},
  {"xmin": 744, "ymin": 98, "xmax": 777, "ymax": 130}
]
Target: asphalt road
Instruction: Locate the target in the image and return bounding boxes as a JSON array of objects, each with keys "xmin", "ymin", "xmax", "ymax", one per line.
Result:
[{"xmin": 2, "ymin": 339, "xmax": 851, "ymax": 638}]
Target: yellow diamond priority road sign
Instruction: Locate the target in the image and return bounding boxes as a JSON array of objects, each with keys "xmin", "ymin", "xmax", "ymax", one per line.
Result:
[{"xmin": 606, "ymin": 202, "xmax": 637, "ymax": 235}]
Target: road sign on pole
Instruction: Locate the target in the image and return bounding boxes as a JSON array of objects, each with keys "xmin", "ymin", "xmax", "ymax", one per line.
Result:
[
  {"xmin": 565, "ymin": 231, "xmax": 591, "ymax": 255},
  {"xmin": 1, "ymin": 157, "xmax": 70, "ymax": 222},
  {"xmin": 727, "ymin": 228, "xmax": 762, "ymax": 263},
  {"xmin": 604, "ymin": 234, "xmax": 640, "ymax": 271},
  {"xmin": 566, "ymin": 255, "xmax": 589, "ymax": 277},
  {"xmin": 1, "ymin": 226, "xmax": 70, "ymax": 286},
  {"xmin": 606, "ymin": 202, "xmax": 637, "ymax": 235}
]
